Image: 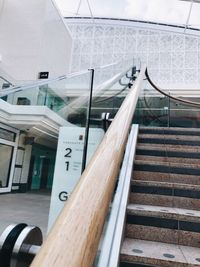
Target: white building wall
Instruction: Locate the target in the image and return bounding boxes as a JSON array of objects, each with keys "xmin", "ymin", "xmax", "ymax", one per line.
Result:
[{"xmin": 0, "ymin": 0, "xmax": 72, "ymax": 83}]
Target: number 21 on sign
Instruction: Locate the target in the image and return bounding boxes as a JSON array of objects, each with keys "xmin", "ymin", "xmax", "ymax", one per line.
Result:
[{"xmin": 65, "ymin": 148, "xmax": 72, "ymax": 171}]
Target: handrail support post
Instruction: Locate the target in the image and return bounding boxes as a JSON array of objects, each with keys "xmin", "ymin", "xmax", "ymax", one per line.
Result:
[
  {"xmin": 81, "ymin": 68, "xmax": 95, "ymax": 173},
  {"xmin": 168, "ymin": 92, "xmax": 171, "ymax": 128}
]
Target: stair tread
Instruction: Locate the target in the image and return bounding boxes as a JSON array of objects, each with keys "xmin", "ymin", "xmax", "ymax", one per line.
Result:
[
  {"xmin": 139, "ymin": 133, "xmax": 200, "ymax": 141},
  {"xmin": 133, "ymin": 171, "xmax": 200, "ymax": 186},
  {"xmin": 127, "ymin": 204, "xmax": 200, "ymax": 222},
  {"xmin": 135, "ymin": 155, "xmax": 200, "ymax": 164},
  {"xmin": 134, "ymin": 160, "xmax": 200, "ymax": 177},
  {"xmin": 139, "ymin": 126, "xmax": 200, "ymax": 133},
  {"xmin": 131, "ymin": 180, "xmax": 200, "ymax": 191},
  {"xmin": 137, "ymin": 143, "xmax": 200, "ymax": 153},
  {"xmin": 137, "ymin": 143, "xmax": 200, "ymax": 151},
  {"xmin": 121, "ymin": 238, "xmax": 200, "ymax": 266},
  {"xmin": 135, "ymin": 159, "xmax": 199, "ymax": 168}
]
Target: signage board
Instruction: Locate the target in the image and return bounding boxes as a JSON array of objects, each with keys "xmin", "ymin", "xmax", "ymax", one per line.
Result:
[
  {"xmin": 48, "ymin": 127, "xmax": 104, "ymax": 230},
  {"xmin": 38, "ymin": 72, "xmax": 49, "ymax": 79}
]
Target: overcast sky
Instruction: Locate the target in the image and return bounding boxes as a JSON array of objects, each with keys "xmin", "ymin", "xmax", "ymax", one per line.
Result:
[{"xmin": 55, "ymin": 0, "xmax": 200, "ymax": 28}]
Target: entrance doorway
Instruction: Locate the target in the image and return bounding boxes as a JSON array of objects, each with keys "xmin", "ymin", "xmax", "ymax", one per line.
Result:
[
  {"xmin": 40, "ymin": 158, "xmax": 50, "ymax": 189},
  {"xmin": 28, "ymin": 156, "xmax": 35, "ymax": 190},
  {"xmin": 28, "ymin": 144, "xmax": 56, "ymax": 191}
]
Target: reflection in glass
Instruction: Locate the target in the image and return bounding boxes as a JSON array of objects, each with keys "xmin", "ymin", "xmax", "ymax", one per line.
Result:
[
  {"xmin": 0, "ymin": 128, "xmax": 16, "ymax": 142},
  {"xmin": 0, "ymin": 144, "xmax": 13, "ymax": 188}
]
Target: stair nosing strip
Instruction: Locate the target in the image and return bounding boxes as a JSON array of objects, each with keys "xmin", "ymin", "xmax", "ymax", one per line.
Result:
[
  {"xmin": 131, "ymin": 185, "xmax": 200, "ymax": 199},
  {"xmin": 134, "ymin": 163, "xmax": 200, "ymax": 176},
  {"xmin": 126, "ymin": 214, "xmax": 200, "ymax": 233},
  {"xmin": 138, "ymin": 138, "xmax": 200, "ymax": 146},
  {"xmin": 135, "ymin": 149, "xmax": 200, "ymax": 159}
]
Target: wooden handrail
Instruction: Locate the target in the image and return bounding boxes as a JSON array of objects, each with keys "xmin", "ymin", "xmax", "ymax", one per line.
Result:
[{"xmin": 30, "ymin": 66, "xmax": 146, "ymax": 267}]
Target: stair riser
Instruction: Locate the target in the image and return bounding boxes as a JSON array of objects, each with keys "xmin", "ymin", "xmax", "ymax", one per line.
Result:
[
  {"xmin": 126, "ymin": 224, "xmax": 178, "ymax": 245},
  {"xmin": 126, "ymin": 215, "xmax": 200, "ymax": 233},
  {"xmin": 130, "ymin": 193, "xmax": 200, "ymax": 210},
  {"xmin": 134, "ymin": 164, "xmax": 200, "ymax": 176},
  {"xmin": 139, "ymin": 133, "xmax": 200, "ymax": 142},
  {"xmin": 133, "ymin": 171, "xmax": 200, "ymax": 185},
  {"xmin": 121, "ymin": 262, "xmax": 157, "ymax": 267},
  {"xmin": 131, "ymin": 185, "xmax": 200, "ymax": 199},
  {"xmin": 126, "ymin": 213, "xmax": 200, "ymax": 247},
  {"xmin": 136, "ymin": 149, "xmax": 200, "ymax": 160},
  {"xmin": 126, "ymin": 225, "xmax": 200, "ymax": 248},
  {"xmin": 132, "ymin": 181, "xmax": 199, "ymax": 192},
  {"xmin": 137, "ymin": 143, "xmax": 200, "ymax": 152},
  {"xmin": 121, "ymin": 254, "xmax": 186, "ymax": 267}
]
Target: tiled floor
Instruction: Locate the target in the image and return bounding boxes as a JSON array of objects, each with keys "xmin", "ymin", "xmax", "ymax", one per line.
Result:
[{"xmin": 0, "ymin": 191, "xmax": 51, "ymax": 237}]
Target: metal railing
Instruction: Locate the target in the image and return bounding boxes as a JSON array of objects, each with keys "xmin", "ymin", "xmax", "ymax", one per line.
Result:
[
  {"xmin": 62, "ymin": 64, "xmax": 137, "ymax": 117},
  {"xmin": 0, "ymin": 60, "xmax": 132, "ymax": 97},
  {"xmin": 145, "ymin": 69, "xmax": 200, "ymax": 108}
]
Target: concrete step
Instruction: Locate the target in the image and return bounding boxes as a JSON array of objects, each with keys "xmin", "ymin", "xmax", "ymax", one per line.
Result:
[
  {"xmin": 133, "ymin": 171, "xmax": 200, "ymax": 185},
  {"xmin": 120, "ymin": 238, "xmax": 200, "ymax": 267},
  {"xmin": 130, "ymin": 180, "xmax": 200, "ymax": 210},
  {"xmin": 126, "ymin": 204, "xmax": 200, "ymax": 247}
]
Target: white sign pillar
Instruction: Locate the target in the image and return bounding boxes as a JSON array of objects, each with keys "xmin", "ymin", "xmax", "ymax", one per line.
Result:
[{"xmin": 48, "ymin": 126, "xmax": 104, "ymax": 230}]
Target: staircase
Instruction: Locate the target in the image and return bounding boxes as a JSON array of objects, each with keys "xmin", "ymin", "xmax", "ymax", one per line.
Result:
[{"xmin": 120, "ymin": 127, "xmax": 200, "ymax": 267}]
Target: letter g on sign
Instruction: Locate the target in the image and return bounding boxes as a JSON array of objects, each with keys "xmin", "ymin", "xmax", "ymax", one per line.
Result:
[{"xmin": 59, "ymin": 191, "xmax": 68, "ymax": 201}]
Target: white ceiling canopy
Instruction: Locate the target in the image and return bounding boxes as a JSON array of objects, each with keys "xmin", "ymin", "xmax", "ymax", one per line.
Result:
[{"xmin": 55, "ymin": 0, "xmax": 200, "ymax": 31}]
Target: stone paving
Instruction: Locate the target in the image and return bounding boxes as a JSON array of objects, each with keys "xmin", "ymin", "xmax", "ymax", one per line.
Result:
[{"xmin": 0, "ymin": 191, "xmax": 51, "ymax": 237}]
